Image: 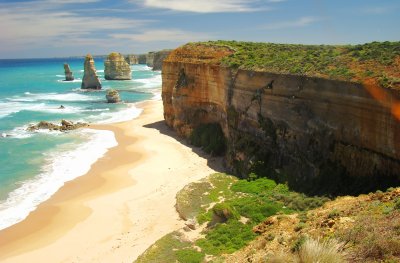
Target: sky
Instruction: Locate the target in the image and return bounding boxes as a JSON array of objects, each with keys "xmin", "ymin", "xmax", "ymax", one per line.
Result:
[{"xmin": 0, "ymin": 0, "xmax": 399, "ymax": 59}]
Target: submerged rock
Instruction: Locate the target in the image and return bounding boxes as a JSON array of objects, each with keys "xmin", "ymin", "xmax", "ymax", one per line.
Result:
[
  {"xmin": 104, "ymin": 52, "xmax": 131, "ymax": 80},
  {"xmin": 81, "ymin": 54, "xmax": 102, "ymax": 89},
  {"xmin": 27, "ymin": 120, "xmax": 88, "ymax": 131},
  {"xmin": 63, "ymin": 63, "xmax": 74, "ymax": 81},
  {"xmin": 105, "ymin": 89, "xmax": 121, "ymax": 103}
]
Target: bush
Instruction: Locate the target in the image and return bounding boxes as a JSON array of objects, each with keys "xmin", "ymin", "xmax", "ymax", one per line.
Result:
[{"xmin": 196, "ymin": 221, "xmax": 256, "ymax": 255}]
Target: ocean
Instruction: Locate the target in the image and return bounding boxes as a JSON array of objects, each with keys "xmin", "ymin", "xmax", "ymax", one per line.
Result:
[{"xmin": 0, "ymin": 57, "xmax": 161, "ymax": 230}]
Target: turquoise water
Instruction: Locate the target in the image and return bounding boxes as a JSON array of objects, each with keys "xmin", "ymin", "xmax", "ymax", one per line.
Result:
[{"xmin": 0, "ymin": 58, "xmax": 161, "ymax": 230}]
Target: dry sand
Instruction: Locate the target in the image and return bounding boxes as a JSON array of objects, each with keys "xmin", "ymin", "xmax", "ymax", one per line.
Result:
[{"xmin": 0, "ymin": 99, "xmax": 223, "ymax": 263}]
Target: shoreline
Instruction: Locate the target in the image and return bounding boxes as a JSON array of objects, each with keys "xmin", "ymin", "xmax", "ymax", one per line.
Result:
[{"xmin": 0, "ymin": 99, "xmax": 223, "ymax": 262}]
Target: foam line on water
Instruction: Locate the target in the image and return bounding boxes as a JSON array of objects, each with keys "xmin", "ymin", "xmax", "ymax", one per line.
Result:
[{"xmin": 0, "ymin": 129, "xmax": 117, "ymax": 231}]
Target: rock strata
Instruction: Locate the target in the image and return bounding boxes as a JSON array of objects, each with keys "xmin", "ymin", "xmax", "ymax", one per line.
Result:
[
  {"xmin": 152, "ymin": 50, "xmax": 172, "ymax": 71},
  {"xmin": 27, "ymin": 120, "xmax": 88, "ymax": 131},
  {"xmin": 63, "ymin": 63, "xmax": 74, "ymax": 81},
  {"xmin": 162, "ymin": 44, "xmax": 400, "ymax": 195},
  {"xmin": 105, "ymin": 89, "xmax": 121, "ymax": 103},
  {"xmin": 81, "ymin": 54, "xmax": 102, "ymax": 89},
  {"xmin": 104, "ymin": 52, "xmax": 132, "ymax": 80}
]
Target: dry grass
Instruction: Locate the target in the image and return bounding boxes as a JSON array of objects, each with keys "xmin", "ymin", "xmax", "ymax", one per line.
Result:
[{"xmin": 298, "ymin": 238, "xmax": 345, "ymax": 263}]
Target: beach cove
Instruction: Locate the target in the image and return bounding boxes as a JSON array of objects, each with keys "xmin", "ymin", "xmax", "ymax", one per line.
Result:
[{"xmin": 0, "ymin": 99, "xmax": 222, "ymax": 262}]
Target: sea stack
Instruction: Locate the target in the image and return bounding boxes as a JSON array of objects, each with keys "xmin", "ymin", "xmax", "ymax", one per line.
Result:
[
  {"xmin": 63, "ymin": 63, "xmax": 74, "ymax": 81},
  {"xmin": 125, "ymin": 54, "xmax": 138, "ymax": 65},
  {"xmin": 104, "ymin": 52, "xmax": 131, "ymax": 80},
  {"xmin": 105, "ymin": 89, "xmax": 121, "ymax": 103},
  {"xmin": 81, "ymin": 54, "xmax": 102, "ymax": 89}
]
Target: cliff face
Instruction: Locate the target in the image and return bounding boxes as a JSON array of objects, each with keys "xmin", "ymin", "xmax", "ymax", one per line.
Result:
[
  {"xmin": 104, "ymin": 52, "xmax": 131, "ymax": 80},
  {"xmin": 152, "ymin": 50, "xmax": 172, "ymax": 71},
  {"xmin": 162, "ymin": 45, "xmax": 400, "ymax": 195},
  {"xmin": 81, "ymin": 54, "xmax": 102, "ymax": 89}
]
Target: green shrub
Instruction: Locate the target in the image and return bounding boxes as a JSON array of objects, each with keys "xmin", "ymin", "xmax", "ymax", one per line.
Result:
[
  {"xmin": 175, "ymin": 249, "xmax": 205, "ymax": 263},
  {"xmin": 231, "ymin": 177, "xmax": 277, "ymax": 194},
  {"xmin": 196, "ymin": 221, "xmax": 256, "ymax": 255}
]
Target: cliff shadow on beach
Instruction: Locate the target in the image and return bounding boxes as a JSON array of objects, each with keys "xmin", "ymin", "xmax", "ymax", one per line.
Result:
[{"xmin": 143, "ymin": 120, "xmax": 226, "ymax": 174}]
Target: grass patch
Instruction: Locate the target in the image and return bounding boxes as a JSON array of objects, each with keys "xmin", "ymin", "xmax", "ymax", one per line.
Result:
[
  {"xmin": 135, "ymin": 231, "xmax": 194, "ymax": 263},
  {"xmin": 137, "ymin": 173, "xmax": 330, "ymax": 261}
]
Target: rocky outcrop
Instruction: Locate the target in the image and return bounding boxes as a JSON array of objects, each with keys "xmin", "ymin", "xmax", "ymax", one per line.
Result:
[
  {"xmin": 162, "ymin": 44, "xmax": 400, "ymax": 195},
  {"xmin": 81, "ymin": 54, "xmax": 102, "ymax": 89},
  {"xmin": 138, "ymin": 54, "xmax": 147, "ymax": 64},
  {"xmin": 104, "ymin": 52, "xmax": 131, "ymax": 80},
  {"xmin": 146, "ymin": 52, "xmax": 155, "ymax": 68},
  {"xmin": 27, "ymin": 120, "xmax": 88, "ymax": 131},
  {"xmin": 63, "ymin": 63, "xmax": 74, "ymax": 81},
  {"xmin": 152, "ymin": 50, "xmax": 172, "ymax": 71},
  {"xmin": 105, "ymin": 89, "xmax": 121, "ymax": 103},
  {"xmin": 125, "ymin": 54, "xmax": 138, "ymax": 65}
]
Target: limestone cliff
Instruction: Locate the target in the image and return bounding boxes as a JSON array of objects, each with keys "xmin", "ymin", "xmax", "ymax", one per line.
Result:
[
  {"xmin": 146, "ymin": 52, "xmax": 155, "ymax": 68},
  {"xmin": 162, "ymin": 43, "xmax": 400, "ymax": 195},
  {"xmin": 63, "ymin": 63, "xmax": 74, "ymax": 81},
  {"xmin": 152, "ymin": 50, "xmax": 172, "ymax": 71},
  {"xmin": 81, "ymin": 54, "xmax": 102, "ymax": 89},
  {"xmin": 125, "ymin": 54, "xmax": 138, "ymax": 65},
  {"xmin": 104, "ymin": 52, "xmax": 131, "ymax": 80},
  {"xmin": 138, "ymin": 54, "xmax": 147, "ymax": 64}
]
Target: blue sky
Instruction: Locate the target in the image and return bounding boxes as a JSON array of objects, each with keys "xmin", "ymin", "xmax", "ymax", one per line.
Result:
[{"xmin": 0, "ymin": 0, "xmax": 399, "ymax": 58}]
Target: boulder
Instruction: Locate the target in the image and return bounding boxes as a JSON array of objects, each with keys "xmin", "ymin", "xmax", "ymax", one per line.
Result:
[
  {"xmin": 63, "ymin": 63, "xmax": 74, "ymax": 81},
  {"xmin": 105, "ymin": 89, "xmax": 121, "ymax": 103},
  {"xmin": 104, "ymin": 52, "xmax": 131, "ymax": 80},
  {"xmin": 81, "ymin": 54, "xmax": 102, "ymax": 89},
  {"xmin": 27, "ymin": 120, "xmax": 88, "ymax": 131}
]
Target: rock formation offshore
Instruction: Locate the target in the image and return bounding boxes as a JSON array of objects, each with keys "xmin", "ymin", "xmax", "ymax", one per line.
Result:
[
  {"xmin": 104, "ymin": 52, "xmax": 132, "ymax": 80},
  {"xmin": 63, "ymin": 63, "xmax": 74, "ymax": 81},
  {"xmin": 81, "ymin": 54, "xmax": 102, "ymax": 89},
  {"xmin": 162, "ymin": 43, "xmax": 400, "ymax": 195},
  {"xmin": 105, "ymin": 89, "xmax": 121, "ymax": 103}
]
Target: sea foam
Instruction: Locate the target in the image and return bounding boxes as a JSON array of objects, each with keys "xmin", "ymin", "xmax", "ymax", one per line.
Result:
[{"xmin": 0, "ymin": 129, "xmax": 117, "ymax": 230}]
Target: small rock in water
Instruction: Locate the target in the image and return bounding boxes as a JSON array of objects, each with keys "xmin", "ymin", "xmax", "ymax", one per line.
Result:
[{"xmin": 59, "ymin": 105, "xmax": 65, "ymax": 109}]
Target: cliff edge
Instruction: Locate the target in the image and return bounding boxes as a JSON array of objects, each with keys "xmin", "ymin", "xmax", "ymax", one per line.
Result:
[{"xmin": 162, "ymin": 41, "xmax": 400, "ymax": 195}]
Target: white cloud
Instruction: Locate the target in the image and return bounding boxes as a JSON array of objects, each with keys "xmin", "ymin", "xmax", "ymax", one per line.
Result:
[
  {"xmin": 138, "ymin": 0, "xmax": 259, "ymax": 13},
  {"xmin": 0, "ymin": 1, "xmax": 150, "ymax": 50},
  {"xmin": 262, "ymin": 16, "xmax": 319, "ymax": 30},
  {"xmin": 111, "ymin": 29, "xmax": 213, "ymax": 42}
]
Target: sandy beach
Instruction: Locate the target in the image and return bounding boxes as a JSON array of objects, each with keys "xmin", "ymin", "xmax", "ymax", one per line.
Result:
[{"xmin": 0, "ymin": 99, "xmax": 222, "ymax": 263}]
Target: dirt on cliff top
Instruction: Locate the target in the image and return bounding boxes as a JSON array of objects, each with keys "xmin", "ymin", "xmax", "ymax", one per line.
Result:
[
  {"xmin": 223, "ymin": 187, "xmax": 400, "ymax": 263},
  {"xmin": 164, "ymin": 43, "xmax": 234, "ymax": 65}
]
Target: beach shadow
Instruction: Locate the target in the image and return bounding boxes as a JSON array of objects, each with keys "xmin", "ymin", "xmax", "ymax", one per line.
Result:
[{"xmin": 143, "ymin": 120, "xmax": 226, "ymax": 173}]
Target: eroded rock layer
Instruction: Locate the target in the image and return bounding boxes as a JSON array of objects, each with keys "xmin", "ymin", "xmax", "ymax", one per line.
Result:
[
  {"xmin": 81, "ymin": 54, "xmax": 102, "ymax": 89},
  {"xmin": 162, "ymin": 44, "xmax": 400, "ymax": 195},
  {"xmin": 104, "ymin": 52, "xmax": 131, "ymax": 80}
]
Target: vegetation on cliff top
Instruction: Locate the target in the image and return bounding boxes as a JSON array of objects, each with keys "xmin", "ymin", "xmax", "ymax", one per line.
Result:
[{"xmin": 183, "ymin": 40, "xmax": 400, "ymax": 89}]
